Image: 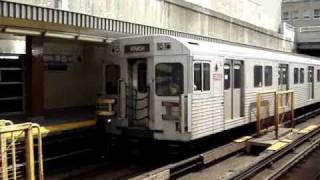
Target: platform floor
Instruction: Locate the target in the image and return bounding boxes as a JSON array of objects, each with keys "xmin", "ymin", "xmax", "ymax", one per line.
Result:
[{"xmin": 2, "ymin": 106, "xmax": 97, "ymax": 136}]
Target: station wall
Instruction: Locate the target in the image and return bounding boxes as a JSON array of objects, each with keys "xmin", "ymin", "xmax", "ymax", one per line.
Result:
[
  {"xmin": 5, "ymin": 0, "xmax": 292, "ymax": 52},
  {"xmin": 43, "ymin": 39, "xmax": 104, "ymax": 110}
]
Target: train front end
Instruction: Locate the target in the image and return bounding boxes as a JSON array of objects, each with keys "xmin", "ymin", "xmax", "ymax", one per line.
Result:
[{"xmin": 98, "ymin": 36, "xmax": 191, "ymax": 141}]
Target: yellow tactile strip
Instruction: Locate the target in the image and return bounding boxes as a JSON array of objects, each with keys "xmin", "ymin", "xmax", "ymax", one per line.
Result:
[
  {"xmin": 234, "ymin": 136, "xmax": 253, "ymax": 143},
  {"xmin": 266, "ymin": 124, "xmax": 319, "ymax": 151}
]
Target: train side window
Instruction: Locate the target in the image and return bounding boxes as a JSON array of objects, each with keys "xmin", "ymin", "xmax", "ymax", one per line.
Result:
[
  {"xmin": 234, "ymin": 64, "xmax": 241, "ymax": 89},
  {"xmin": 194, "ymin": 63, "xmax": 202, "ymax": 91},
  {"xmin": 194, "ymin": 63, "xmax": 211, "ymax": 92},
  {"xmin": 224, "ymin": 64, "xmax": 230, "ymax": 90},
  {"xmin": 203, "ymin": 63, "xmax": 210, "ymax": 91},
  {"xmin": 105, "ymin": 64, "xmax": 120, "ymax": 95},
  {"xmin": 155, "ymin": 63, "xmax": 183, "ymax": 96},
  {"xmin": 254, "ymin": 65, "xmax": 263, "ymax": 87},
  {"xmin": 264, "ymin": 66, "xmax": 272, "ymax": 86},
  {"xmin": 294, "ymin": 68, "xmax": 299, "ymax": 84},
  {"xmin": 308, "ymin": 67, "xmax": 314, "ymax": 83},
  {"xmin": 317, "ymin": 69, "xmax": 320, "ymax": 82},
  {"xmin": 300, "ymin": 68, "xmax": 305, "ymax": 84}
]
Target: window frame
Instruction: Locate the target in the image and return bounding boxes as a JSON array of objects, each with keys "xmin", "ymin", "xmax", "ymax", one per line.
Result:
[
  {"xmin": 314, "ymin": 9, "xmax": 320, "ymax": 18},
  {"xmin": 317, "ymin": 69, "xmax": 320, "ymax": 82},
  {"xmin": 193, "ymin": 62, "xmax": 211, "ymax": 92},
  {"xmin": 264, "ymin": 66, "xmax": 273, "ymax": 87},
  {"xmin": 300, "ymin": 68, "xmax": 305, "ymax": 84},
  {"xmin": 283, "ymin": 11, "xmax": 289, "ymax": 21},
  {"xmin": 293, "ymin": 10, "xmax": 299, "ymax": 20},
  {"xmin": 294, "ymin": 67, "xmax": 299, "ymax": 84},
  {"xmin": 254, "ymin": 65, "xmax": 263, "ymax": 88},
  {"xmin": 155, "ymin": 62, "xmax": 184, "ymax": 97}
]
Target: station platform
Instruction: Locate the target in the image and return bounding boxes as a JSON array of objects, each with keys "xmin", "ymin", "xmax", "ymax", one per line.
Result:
[{"xmin": 2, "ymin": 106, "xmax": 98, "ymax": 137}]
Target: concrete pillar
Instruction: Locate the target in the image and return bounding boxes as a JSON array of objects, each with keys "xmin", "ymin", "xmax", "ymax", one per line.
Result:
[{"xmin": 25, "ymin": 36, "xmax": 45, "ymax": 120}]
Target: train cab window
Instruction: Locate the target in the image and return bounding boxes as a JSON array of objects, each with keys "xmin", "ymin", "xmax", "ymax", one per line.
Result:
[
  {"xmin": 105, "ymin": 64, "xmax": 120, "ymax": 95},
  {"xmin": 193, "ymin": 63, "xmax": 211, "ymax": 92},
  {"xmin": 300, "ymin": 68, "xmax": 305, "ymax": 83},
  {"xmin": 317, "ymin": 69, "xmax": 320, "ymax": 82},
  {"xmin": 137, "ymin": 63, "xmax": 147, "ymax": 92},
  {"xmin": 294, "ymin": 68, "xmax": 299, "ymax": 84},
  {"xmin": 156, "ymin": 63, "xmax": 183, "ymax": 96},
  {"xmin": 224, "ymin": 64, "xmax": 230, "ymax": 90},
  {"xmin": 254, "ymin": 66, "xmax": 263, "ymax": 87},
  {"xmin": 264, "ymin": 66, "xmax": 273, "ymax": 86}
]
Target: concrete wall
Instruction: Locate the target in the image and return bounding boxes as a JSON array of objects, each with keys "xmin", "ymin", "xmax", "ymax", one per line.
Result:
[
  {"xmin": 5, "ymin": 0, "xmax": 293, "ymax": 52},
  {"xmin": 43, "ymin": 39, "xmax": 104, "ymax": 109},
  {"xmin": 184, "ymin": 0, "xmax": 282, "ymax": 32},
  {"xmin": 9, "ymin": 0, "xmax": 281, "ymax": 32}
]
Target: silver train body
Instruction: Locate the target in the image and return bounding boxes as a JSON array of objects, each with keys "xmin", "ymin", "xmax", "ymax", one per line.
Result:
[{"xmin": 102, "ymin": 35, "xmax": 320, "ymax": 141}]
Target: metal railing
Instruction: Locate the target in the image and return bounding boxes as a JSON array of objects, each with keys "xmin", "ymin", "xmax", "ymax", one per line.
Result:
[
  {"xmin": 0, "ymin": 120, "xmax": 43, "ymax": 180},
  {"xmin": 256, "ymin": 90, "xmax": 294, "ymax": 139}
]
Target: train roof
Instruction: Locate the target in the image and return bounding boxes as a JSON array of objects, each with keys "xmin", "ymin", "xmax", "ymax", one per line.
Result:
[
  {"xmin": 115, "ymin": 35, "xmax": 320, "ymax": 65},
  {"xmin": 174, "ymin": 36, "xmax": 320, "ymax": 65}
]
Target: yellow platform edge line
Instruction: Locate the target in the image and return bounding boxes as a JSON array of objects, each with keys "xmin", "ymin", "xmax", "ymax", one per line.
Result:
[
  {"xmin": 234, "ymin": 136, "xmax": 252, "ymax": 143},
  {"xmin": 2, "ymin": 119, "xmax": 96, "ymax": 139}
]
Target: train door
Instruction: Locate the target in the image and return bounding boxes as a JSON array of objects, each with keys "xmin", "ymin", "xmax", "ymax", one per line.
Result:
[
  {"xmin": 127, "ymin": 58, "xmax": 149, "ymax": 127},
  {"xmin": 278, "ymin": 64, "xmax": 289, "ymax": 106},
  {"xmin": 308, "ymin": 66, "xmax": 314, "ymax": 99},
  {"xmin": 224, "ymin": 60, "xmax": 243, "ymax": 120}
]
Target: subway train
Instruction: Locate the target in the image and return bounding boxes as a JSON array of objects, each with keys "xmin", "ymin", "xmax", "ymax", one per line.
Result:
[{"xmin": 99, "ymin": 35, "xmax": 320, "ymax": 142}]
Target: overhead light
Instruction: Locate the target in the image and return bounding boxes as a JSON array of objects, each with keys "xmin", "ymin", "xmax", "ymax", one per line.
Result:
[
  {"xmin": 0, "ymin": 56, "xmax": 19, "ymax": 59},
  {"xmin": 5, "ymin": 27, "xmax": 42, "ymax": 36},
  {"xmin": 45, "ymin": 31, "xmax": 76, "ymax": 39},
  {"xmin": 105, "ymin": 38, "xmax": 116, "ymax": 43},
  {"xmin": 78, "ymin": 35, "xmax": 105, "ymax": 43}
]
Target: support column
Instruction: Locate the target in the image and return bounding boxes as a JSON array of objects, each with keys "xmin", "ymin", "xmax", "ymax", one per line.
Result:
[{"xmin": 25, "ymin": 36, "xmax": 45, "ymax": 120}]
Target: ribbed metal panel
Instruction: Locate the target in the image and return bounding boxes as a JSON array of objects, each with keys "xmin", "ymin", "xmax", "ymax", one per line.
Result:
[{"xmin": 0, "ymin": 1, "xmax": 226, "ymax": 42}]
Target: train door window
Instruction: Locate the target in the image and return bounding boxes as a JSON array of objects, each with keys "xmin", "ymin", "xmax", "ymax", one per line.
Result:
[
  {"xmin": 294, "ymin": 68, "xmax": 299, "ymax": 84},
  {"xmin": 254, "ymin": 65, "xmax": 263, "ymax": 87},
  {"xmin": 105, "ymin": 64, "xmax": 120, "ymax": 95},
  {"xmin": 308, "ymin": 67, "xmax": 314, "ymax": 83},
  {"xmin": 194, "ymin": 63, "xmax": 202, "ymax": 91},
  {"xmin": 264, "ymin": 66, "xmax": 273, "ymax": 86},
  {"xmin": 300, "ymin": 68, "xmax": 305, "ymax": 84},
  {"xmin": 156, "ymin": 63, "xmax": 183, "ymax": 96},
  {"xmin": 224, "ymin": 64, "xmax": 230, "ymax": 90},
  {"xmin": 203, "ymin": 63, "xmax": 210, "ymax": 91},
  {"xmin": 317, "ymin": 69, "xmax": 320, "ymax": 82},
  {"xmin": 193, "ymin": 62, "xmax": 210, "ymax": 92},
  {"xmin": 137, "ymin": 63, "xmax": 147, "ymax": 92},
  {"xmin": 233, "ymin": 64, "xmax": 241, "ymax": 89}
]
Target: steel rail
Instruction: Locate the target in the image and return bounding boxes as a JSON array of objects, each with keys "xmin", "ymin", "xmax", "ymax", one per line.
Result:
[
  {"xmin": 131, "ymin": 107, "xmax": 320, "ymax": 180},
  {"xmin": 265, "ymin": 136, "xmax": 320, "ymax": 180},
  {"xmin": 228, "ymin": 120, "xmax": 320, "ymax": 180}
]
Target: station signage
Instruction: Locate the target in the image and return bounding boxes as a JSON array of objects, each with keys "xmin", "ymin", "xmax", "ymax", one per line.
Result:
[{"xmin": 124, "ymin": 44, "xmax": 150, "ymax": 53}]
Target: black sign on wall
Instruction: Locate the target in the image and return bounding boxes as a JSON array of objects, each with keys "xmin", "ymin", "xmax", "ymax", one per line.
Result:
[{"xmin": 124, "ymin": 44, "xmax": 150, "ymax": 53}]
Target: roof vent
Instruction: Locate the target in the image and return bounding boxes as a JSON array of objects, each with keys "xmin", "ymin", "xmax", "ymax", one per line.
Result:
[{"xmin": 188, "ymin": 42, "xmax": 199, "ymax": 45}]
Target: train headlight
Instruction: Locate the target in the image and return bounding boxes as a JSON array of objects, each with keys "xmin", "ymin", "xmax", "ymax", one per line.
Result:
[{"xmin": 107, "ymin": 118, "xmax": 112, "ymax": 124}]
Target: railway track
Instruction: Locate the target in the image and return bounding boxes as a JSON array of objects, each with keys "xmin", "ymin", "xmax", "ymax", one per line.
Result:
[{"xmin": 131, "ymin": 107, "xmax": 320, "ymax": 180}]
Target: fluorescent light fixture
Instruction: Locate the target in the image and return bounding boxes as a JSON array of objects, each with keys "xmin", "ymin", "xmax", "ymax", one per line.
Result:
[
  {"xmin": 105, "ymin": 38, "xmax": 116, "ymax": 43},
  {"xmin": 45, "ymin": 31, "xmax": 76, "ymax": 39},
  {"xmin": 5, "ymin": 28, "xmax": 42, "ymax": 36},
  {"xmin": 0, "ymin": 56, "xmax": 19, "ymax": 59},
  {"xmin": 78, "ymin": 35, "xmax": 105, "ymax": 43}
]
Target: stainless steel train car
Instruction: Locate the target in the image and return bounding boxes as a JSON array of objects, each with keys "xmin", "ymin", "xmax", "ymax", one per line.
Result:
[{"xmin": 100, "ymin": 35, "xmax": 320, "ymax": 142}]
